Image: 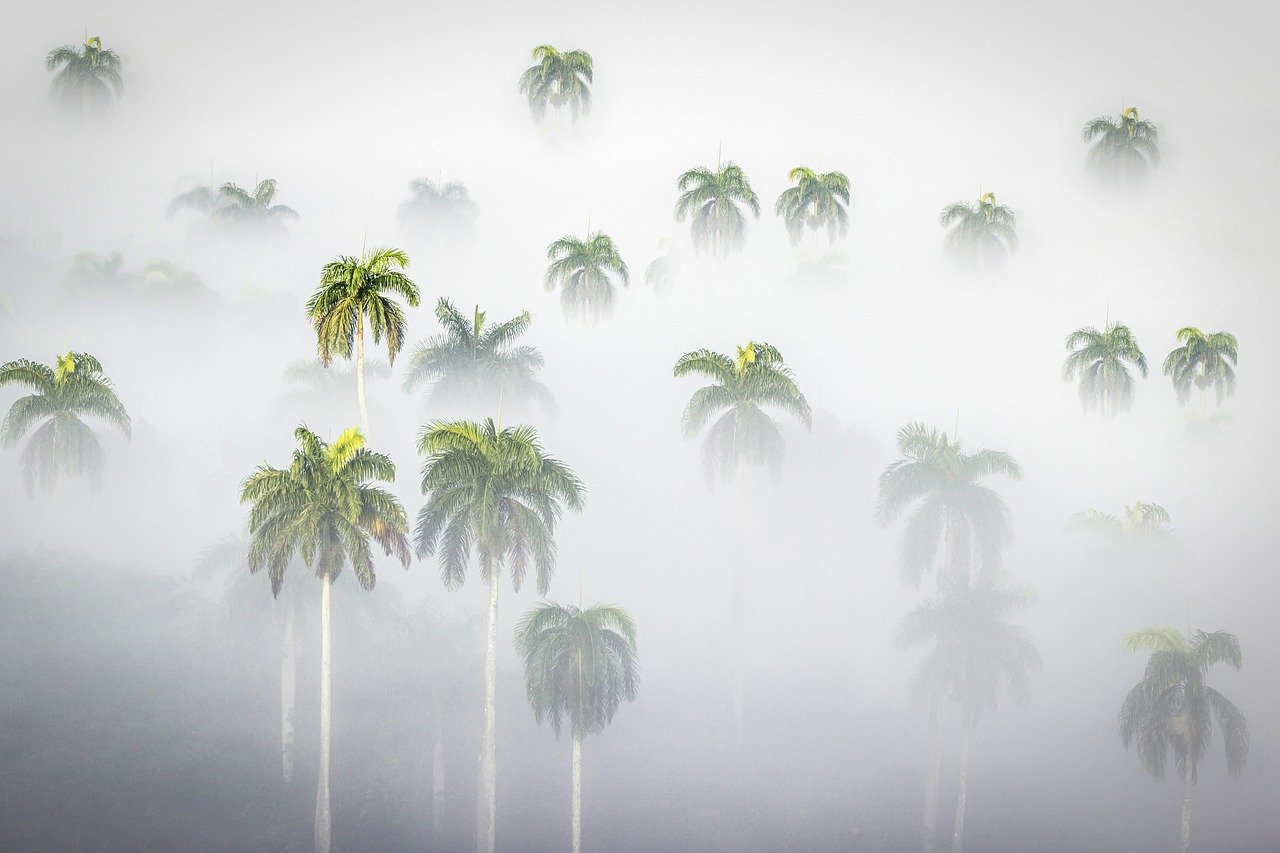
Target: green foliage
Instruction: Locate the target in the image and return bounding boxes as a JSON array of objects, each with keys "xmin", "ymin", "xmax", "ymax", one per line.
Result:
[
  {"xmin": 673, "ymin": 341, "xmax": 811, "ymax": 485},
  {"xmin": 45, "ymin": 36, "xmax": 122, "ymax": 110},
  {"xmin": 213, "ymin": 180, "xmax": 299, "ymax": 225},
  {"xmin": 515, "ymin": 602, "xmax": 639, "ymax": 739},
  {"xmin": 674, "ymin": 161, "xmax": 760, "ymax": 258},
  {"xmin": 518, "ymin": 45, "xmax": 593, "ymax": 124},
  {"xmin": 58, "ymin": 253, "xmax": 215, "ymax": 305},
  {"xmin": 0, "ymin": 352, "xmax": 131, "ymax": 495},
  {"xmin": 1120, "ymin": 626, "xmax": 1248, "ymax": 781},
  {"xmin": 1082, "ymin": 107, "xmax": 1160, "ymax": 182},
  {"xmin": 398, "ymin": 179, "xmax": 479, "ymax": 244},
  {"xmin": 544, "ymin": 232, "xmax": 629, "ymax": 323},
  {"xmin": 414, "ymin": 419, "xmax": 584, "ymax": 594},
  {"xmin": 1062, "ymin": 322, "xmax": 1148, "ymax": 417},
  {"xmin": 1161, "ymin": 327, "xmax": 1238, "ymax": 408},
  {"xmin": 774, "ymin": 167, "xmax": 851, "ymax": 246},
  {"xmin": 939, "ymin": 192, "xmax": 1017, "ymax": 270},
  {"xmin": 305, "ymin": 247, "xmax": 421, "ymax": 366},
  {"xmin": 1067, "ymin": 502, "xmax": 1177, "ymax": 547},
  {"xmin": 239, "ymin": 426, "xmax": 411, "ymax": 596}
]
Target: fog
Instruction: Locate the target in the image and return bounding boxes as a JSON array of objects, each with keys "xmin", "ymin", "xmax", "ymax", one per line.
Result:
[{"xmin": 2, "ymin": 1, "xmax": 1279, "ymax": 850}]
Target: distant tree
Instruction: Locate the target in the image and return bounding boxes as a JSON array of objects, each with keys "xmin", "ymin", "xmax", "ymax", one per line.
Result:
[
  {"xmin": 398, "ymin": 179, "xmax": 479, "ymax": 245},
  {"xmin": 60, "ymin": 251, "xmax": 130, "ymax": 296},
  {"xmin": 674, "ymin": 160, "xmax": 760, "ymax": 258},
  {"xmin": 1062, "ymin": 321, "xmax": 1148, "ymax": 417},
  {"xmin": 774, "ymin": 167, "xmax": 850, "ymax": 247},
  {"xmin": 1162, "ymin": 327, "xmax": 1238, "ymax": 416},
  {"xmin": 518, "ymin": 46, "xmax": 593, "ymax": 125},
  {"xmin": 643, "ymin": 238, "xmax": 681, "ymax": 299},
  {"xmin": 939, "ymin": 193, "xmax": 1017, "ymax": 271},
  {"xmin": 305, "ymin": 247, "xmax": 421, "ymax": 431},
  {"xmin": 402, "ymin": 299, "xmax": 553, "ymax": 417},
  {"xmin": 45, "ymin": 36, "xmax": 122, "ymax": 111},
  {"xmin": 544, "ymin": 232, "xmax": 630, "ymax": 324},
  {"xmin": 1067, "ymin": 502, "xmax": 1177, "ymax": 548},
  {"xmin": 240, "ymin": 426, "xmax": 411, "ymax": 853},
  {"xmin": 414, "ymin": 419, "xmax": 584, "ymax": 853},
  {"xmin": 279, "ymin": 359, "xmax": 392, "ymax": 422},
  {"xmin": 213, "ymin": 180, "xmax": 299, "ymax": 232},
  {"xmin": 516, "ymin": 602, "xmax": 639, "ymax": 853},
  {"xmin": 1082, "ymin": 107, "xmax": 1160, "ymax": 183},
  {"xmin": 0, "ymin": 352, "xmax": 131, "ymax": 495},
  {"xmin": 166, "ymin": 181, "xmax": 223, "ymax": 220},
  {"xmin": 1121, "ymin": 627, "xmax": 1248, "ymax": 853},
  {"xmin": 138, "ymin": 260, "xmax": 217, "ymax": 303}
]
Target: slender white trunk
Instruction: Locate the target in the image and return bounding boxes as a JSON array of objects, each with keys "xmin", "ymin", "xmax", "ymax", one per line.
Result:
[
  {"xmin": 432, "ymin": 702, "xmax": 446, "ymax": 846},
  {"xmin": 356, "ymin": 318, "xmax": 369, "ymax": 433},
  {"xmin": 731, "ymin": 477, "xmax": 748, "ymax": 745},
  {"xmin": 477, "ymin": 562, "xmax": 499, "ymax": 853},
  {"xmin": 571, "ymin": 732, "xmax": 582, "ymax": 853},
  {"xmin": 281, "ymin": 608, "xmax": 297, "ymax": 783},
  {"xmin": 951, "ymin": 726, "xmax": 971, "ymax": 853},
  {"xmin": 315, "ymin": 577, "xmax": 332, "ymax": 853},
  {"xmin": 1180, "ymin": 760, "xmax": 1193, "ymax": 853},
  {"xmin": 922, "ymin": 701, "xmax": 941, "ymax": 853}
]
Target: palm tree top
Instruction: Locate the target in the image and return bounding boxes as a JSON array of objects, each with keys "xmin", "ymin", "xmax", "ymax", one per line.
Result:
[{"xmin": 305, "ymin": 246, "xmax": 421, "ymax": 366}]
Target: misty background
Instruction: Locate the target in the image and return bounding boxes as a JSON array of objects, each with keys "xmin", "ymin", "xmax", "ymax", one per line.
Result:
[{"xmin": 2, "ymin": 0, "xmax": 1279, "ymax": 850}]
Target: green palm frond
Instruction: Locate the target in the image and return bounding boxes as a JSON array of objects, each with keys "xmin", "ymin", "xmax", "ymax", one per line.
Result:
[
  {"xmin": 544, "ymin": 232, "xmax": 629, "ymax": 324},
  {"xmin": 674, "ymin": 161, "xmax": 761, "ymax": 258},
  {"xmin": 1162, "ymin": 327, "xmax": 1239, "ymax": 408},
  {"xmin": 518, "ymin": 46, "xmax": 594, "ymax": 124},
  {"xmin": 305, "ymin": 246, "xmax": 421, "ymax": 366}
]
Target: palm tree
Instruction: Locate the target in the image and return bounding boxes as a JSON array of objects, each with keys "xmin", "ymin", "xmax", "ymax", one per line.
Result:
[
  {"xmin": 1082, "ymin": 107, "xmax": 1160, "ymax": 182},
  {"xmin": 939, "ymin": 193, "xmax": 1017, "ymax": 271},
  {"xmin": 1121, "ymin": 627, "xmax": 1248, "ymax": 853},
  {"xmin": 240, "ymin": 426, "xmax": 411, "ymax": 853},
  {"xmin": 897, "ymin": 573, "xmax": 1040, "ymax": 853},
  {"xmin": 167, "ymin": 180, "xmax": 223, "ymax": 220},
  {"xmin": 1062, "ymin": 321, "xmax": 1148, "ymax": 417},
  {"xmin": 414, "ymin": 419, "xmax": 584, "ymax": 853},
  {"xmin": 1067, "ymin": 502, "xmax": 1177, "ymax": 547},
  {"xmin": 875, "ymin": 422, "xmax": 1022, "ymax": 588},
  {"xmin": 1162, "ymin": 327, "xmax": 1239, "ymax": 416},
  {"xmin": 673, "ymin": 341, "xmax": 812, "ymax": 485},
  {"xmin": 398, "ymin": 178, "xmax": 479, "ymax": 245},
  {"xmin": 518, "ymin": 46, "xmax": 593, "ymax": 125},
  {"xmin": 674, "ymin": 159, "xmax": 761, "ymax": 258},
  {"xmin": 0, "ymin": 352, "xmax": 131, "ymax": 495},
  {"xmin": 138, "ymin": 260, "xmax": 217, "ymax": 303},
  {"xmin": 544, "ymin": 231, "xmax": 629, "ymax": 323},
  {"xmin": 643, "ymin": 238, "xmax": 681, "ymax": 298},
  {"xmin": 516, "ymin": 602, "xmax": 639, "ymax": 853},
  {"xmin": 45, "ymin": 36, "xmax": 123, "ymax": 110},
  {"xmin": 305, "ymin": 246, "xmax": 421, "ymax": 431},
  {"xmin": 279, "ymin": 359, "xmax": 392, "ymax": 423},
  {"xmin": 402, "ymin": 299, "xmax": 553, "ymax": 417},
  {"xmin": 212, "ymin": 179, "xmax": 299, "ymax": 233},
  {"xmin": 774, "ymin": 167, "xmax": 851, "ymax": 247},
  {"xmin": 61, "ymin": 251, "xmax": 130, "ymax": 296}
]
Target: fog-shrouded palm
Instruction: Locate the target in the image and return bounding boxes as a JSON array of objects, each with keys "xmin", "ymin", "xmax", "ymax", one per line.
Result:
[
  {"xmin": 674, "ymin": 342, "xmax": 812, "ymax": 486},
  {"xmin": 518, "ymin": 46, "xmax": 593, "ymax": 125},
  {"xmin": 45, "ymin": 36, "xmax": 122, "ymax": 110},
  {"xmin": 402, "ymin": 298, "xmax": 553, "ymax": 417},
  {"xmin": 544, "ymin": 232, "xmax": 629, "ymax": 324},
  {"xmin": 138, "ymin": 260, "xmax": 217, "ymax": 303},
  {"xmin": 0, "ymin": 352, "xmax": 131, "ymax": 496},
  {"xmin": 1082, "ymin": 107, "xmax": 1160, "ymax": 183},
  {"xmin": 1121, "ymin": 626, "xmax": 1248, "ymax": 853},
  {"xmin": 939, "ymin": 193, "xmax": 1017, "ymax": 271},
  {"xmin": 1162, "ymin": 327, "xmax": 1238, "ymax": 414},
  {"xmin": 213, "ymin": 179, "xmax": 299, "ymax": 229},
  {"xmin": 1062, "ymin": 321, "xmax": 1148, "ymax": 417},
  {"xmin": 516, "ymin": 602, "xmax": 639, "ymax": 853},
  {"xmin": 240, "ymin": 425, "xmax": 411, "ymax": 853},
  {"xmin": 61, "ymin": 251, "xmax": 130, "ymax": 296},
  {"xmin": 1068, "ymin": 502, "xmax": 1177, "ymax": 548},
  {"xmin": 643, "ymin": 238, "xmax": 681, "ymax": 298},
  {"xmin": 774, "ymin": 167, "xmax": 851, "ymax": 247},
  {"xmin": 897, "ymin": 572, "xmax": 1040, "ymax": 853},
  {"xmin": 166, "ymin": 179, "xmax": 223, "ymax": 221},
  {"xmin": 675, "ymin": 161, "xmax": 761, "ymax": 258},
  {"xmin": 305, "ymin": 246, "xmax": 421, "ymax": 431},
  {"xmin": 415, "ymin": 419, "xmax": 584, "ymax": 853},
  {"xmin": 398, "ymin": 179, "xmax": 479, "ymax": 245},
  {"xmin": 876, "ymin": 422, "xmax": 1022, "ymax": 588},
  {"xmin": 279, "ymin": 359, "xmax": 391, "ymax": 422}
]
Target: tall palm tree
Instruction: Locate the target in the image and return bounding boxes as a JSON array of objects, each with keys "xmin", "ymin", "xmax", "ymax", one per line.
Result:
[
  {"xmin": 774, "ymin": 167, "xmax": 851, "ymax": 247},
  {"xmin": 402, "ymin": 299, "xmax": 553, "ymax": 416},
  {"xmin": 544, "ymin": 232, "xmax": 629, "ymax": 324},
  {"xmin": 1162, "ymin": 327, "xmax": 1239, "ymax": 415},
  {"xmin": 1067, "ymin": 502, "xmax": 1177, "ymax": 547},
  {"xmin": 673, "ymin": 341, "xmax": 812, "ymax": 485},
  {"xmin": 45, "ymin": 36, "xmax": 123, "ymax": 110},
  {"xmin": 61, "ymin": 251, "xmax": 129, "ymax": 296},
  {"xmin": 939, "ymin": 193, "xmax": 1017, "ymax": 271},
  {"xmin": 1121, "ymin": 627, "xmax": 1248, "ymax": 853},
  {"xmin": 240, "ymin": 426, "xmax": 411, "ymax": 853},
  {"xmin": 674, "ymin": 159, "xmax": 761, "ymax": 259},
  {"xmin": 167, "ymin": 180, "xmax": 223, "ymax": 220},
  {"xmin": 398, "ymin": 179, "xmax": 480, "ymax": 245},
  {"xmin": 643, "ymin": 238, "xmax": 681, "ymax": 298},
  {"xmin": 1062, "ymin": 321, "xmax": 1148, "ymax": 417},
  {"xmin": 1082, "ymin": 107, "xmax": 1160, "ymax": 182},
  {"xmin": 0, "ymin": 352, "xmax": 131, "ymax": 495},
  {"xmin": 875, "ymin": 422, "xmax": 1022, "ymax": 588},
  {"xmin": 212, "ymin": 179, "xmax": 299, "ymax": 232},
  {"xmin": 516, "ymin": 602, "xmax": 639, "ymax": 853},
  {"xmin": 518, "ymin": 46, "xmax": 593, "ymax": 125},
  {"xmin": 414, "ymin": 419, "xmax": 584, "ymax": 853},
  {"xmin": 305, "ymin": 246, "xmax": 421, "ymax": 431},
  {"xmin": 897, "ymin": 573, "xmax": 1040, "ymax": 853}
]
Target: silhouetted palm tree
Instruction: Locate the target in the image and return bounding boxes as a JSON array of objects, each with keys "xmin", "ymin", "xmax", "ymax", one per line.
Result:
[
  {"xmin": 398, "ymin": 179, "xmax": 479, "ymax": 245},
  {"xmin": 939, "ymin": 193, "xmax": 1017, "ymax": 271},
  {"xmin": 1162, "ymin": 327, "xmax": 1238, "ymax": 415},
  {"xmin": 213, "ymin": 179, "xmax": 299, "ymax": 231},
  {"xmin": 674, "ymin": 159, "xmax": 760, "ymax": 258},
  {"xmin": 518, "ymin": 46, "xmax": 593, "ymax": 125},
  {"xmin": 1082, "ymin": 107, "xmax": 1160, "ymax": 182},
  {"xmin": 774, "ymin": 167, "xmax": 850, "ymax": 247},
  {"xmin": 544, "ymin": 232, "xmax": 629, "ymax": 323},
  {"xmin": 45, "ymin": 36, "xmax": 123, "ymax": 110},
  {"xmin": 1062, "ymin": 321, "xmax": 1148, "ymax": 417}
]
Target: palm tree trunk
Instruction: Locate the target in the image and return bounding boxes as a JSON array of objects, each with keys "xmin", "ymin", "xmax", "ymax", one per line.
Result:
[
  {"xmin": 432, "ymin": 701, "xmax": 446, "ymax": 846},
  {"xmin": 282, "ymin": 607, "xmax": 297, "ymax": 783},
  {"xmin": 315, "ymin": 576, "xmax": 332, "ymax": 853},
  {"xmin": 731, "ymin": 477, "xmax": 748, "ymax": 745},
  {"xmin": 922, "ymin": 700, "xmax": 941, "ymax": 853},
  {"xmin": 477, "ymin": 560, "xmax": 500, "ymax": 853},
  {"xmin": 1179, "ymin": 760, "xmax": 1193, "ymax": 853},
  {"xmin": 356, "ymin": 317, "xmax": 369, "ymax": 433},
  {"xmin": 571, "ymin": 731, "xmax": 583, "ymax": 853},
  {"xmin": 951, "ymin": 725, "xmax": 971, "ymax": 853}
]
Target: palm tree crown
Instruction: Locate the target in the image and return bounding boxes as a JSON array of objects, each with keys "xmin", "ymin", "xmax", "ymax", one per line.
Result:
[
  {"xmin": 1062, "ymin": 321, "xmax": 1148, "ymax": 417},
  {"xmin": 1082, "ymin": 107, "xmax": 1160, "ymax": 181},
  {"xmin": 1068, "ymin": 502, "xmax": 1176, "ymax": 546},
  {"xmin": 774, "ymin": 167, "xmax": 851, "ymax": 246},
  {"xmin": 45, "ymin": 36, "xmax": 123, "ymax": 108},
  {"xmin": 518, "ymin": 46, "xmax": 593, "ymax": 124},
  {"xmin": 1162, "ymin": 327, "xmax": 1238, "ymax": 409},
  {"xmin": 213, "ymin": 179, "xmax": 299, "ymax": 225},
  {"xmin": 674, "ymin": 161, "xmax": 761, "ymax": 258},
  {"xmin": 939, "ymin": 192, "xmax": 1017, "ymax": 269},
  {"xmin": 673, "ymin": 341, "xmax": 812, "ymax": 485},
  {"xmin": 398, "ymin": 179, "xmax": 479, "ymax": 244},
  {"xmin": 544, "ymin": 232, "xmax": 629, "ymax": 323},
  {"xmin": 0, "ymin": 352, "xmax": 131, "ymax": 495},
  {"xmin": 306, "ymin": 247, "xmax": 421, "ymax": 367}
]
